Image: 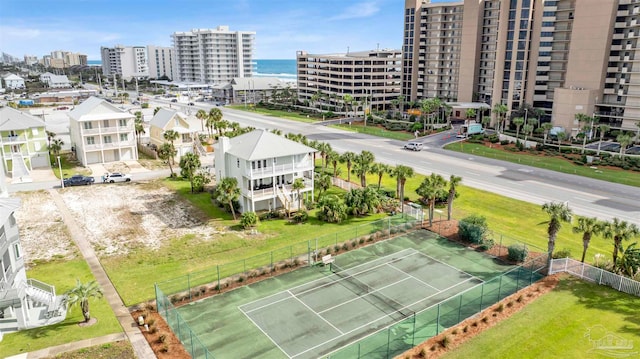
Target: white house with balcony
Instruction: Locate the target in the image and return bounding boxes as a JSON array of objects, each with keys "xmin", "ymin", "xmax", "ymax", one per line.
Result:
[
  {"xmin": 0, "ymin": 163, "xmax": 66, "ymax": 339},
  {"xmin": 149, "ymin": 108, "xmax": 199, "ymax": 158},
  {"xmin": 2, "ymin": 74, "xmax": 25, "ymax": 90},
  {"xmin": 39, "ymin": 72, "xmax": 71, "ymax": 89},
  {"xmin": 0, "ymin": 107, "xmax": 49, "ymax": 183},
  {"xmin": 214, "ymin": 129, "xmax": 317, "ymax": 213},
  {"xmin": 68, "ymin": 97, "xmax": 138, "ymax": 165}
]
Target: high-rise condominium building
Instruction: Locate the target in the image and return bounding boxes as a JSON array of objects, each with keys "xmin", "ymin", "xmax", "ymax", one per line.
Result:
[
  {"xmin": 403, "ymin": 0, "xmax": 640, "ymax": 132},
  {"xmin": 100, "ymin": 45, "xmax": 149, "ymax": 80},
  {"xmin": 297, "ymin": 49, "xmax": 402, "ymax": 114},
  {"xmin": 147, "ymin": 46, "xmax": 177, "ymax": 80},
  {"xmin": 172, "ymin": 26, "xmax": 255, "ymax": 84}
]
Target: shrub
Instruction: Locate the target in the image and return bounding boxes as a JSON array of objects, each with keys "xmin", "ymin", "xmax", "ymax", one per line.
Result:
[
  {"xmin": 552, "ymin": 248, "xmax": 572, "ymax": 259},
  {"xmin": 440, "ymin": 335, "xmax": 450, "ymax": 348},
  {"xmin": 495, "ymin": 303, "xmax": 504, "ymax": 313},
  {"xmin": 500, "ymin": 140, "xmax": 510, "ymax": 145},
  {"xmin": 478, "ymin": 238, "xmax": 495, "ymax": 251},
  {"xmin": 240, "ymin": 211, "xmax": 259, "ymax": 229},
  {"xmin": 158, "ymin": 332, "xmax": 167, "ymax": 343},
  {"xmin": 507, "ymin": 244, "xmax": 528, "ymax": 262},
  {"xmin": 292, "ymin": 210, "xmax": 309, "ymax": 223},
  {"xmin": 458, "ymin": 215, "xmax": 489, "ymax": 244}
]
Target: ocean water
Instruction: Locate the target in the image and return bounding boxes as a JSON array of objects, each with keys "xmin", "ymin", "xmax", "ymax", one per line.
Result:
[
  {"xmin": 254, "ymin": 59, "xmax": 296, "ymax": 81},
  {"xmin": 86, "ymin": 59, "xmax": 297, "ymax": 80}
]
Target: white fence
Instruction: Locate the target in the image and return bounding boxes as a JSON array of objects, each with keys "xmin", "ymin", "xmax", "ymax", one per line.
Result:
[{"xmin": 549, "ymin": 258, "xmax": 640, "ymax": 297}]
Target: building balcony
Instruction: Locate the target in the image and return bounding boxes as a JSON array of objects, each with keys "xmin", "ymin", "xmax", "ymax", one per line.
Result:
[
  {"xmin": 1, "ymin": 134, "xmax": 27, "ymax": 143},
  {"xmin": 243, "ymin": 179, "xmax": 313, "ymax": 200},
  {"xmin": 84, "ymin": 140, "xmax": 136, "ymax": 151},
  {"xmin": 248, "ymin": 161, "xmax": 313, "ymax": 179}
]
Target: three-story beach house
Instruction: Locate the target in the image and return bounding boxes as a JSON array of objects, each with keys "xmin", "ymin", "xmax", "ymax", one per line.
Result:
[
  {"xmin": 149, "ymin": 108, "xmax": 200, "ymax": 158},
  {"xmin": 214, "ymin": 129, "xmax": 317, "ymax": 213},
  {"xmin": 68, "ymin": 97, "xmax": 138, "ymax": 165},
  {"xmin": 0, "ymin": 107, "xmax": 50, "ymax": 182}
]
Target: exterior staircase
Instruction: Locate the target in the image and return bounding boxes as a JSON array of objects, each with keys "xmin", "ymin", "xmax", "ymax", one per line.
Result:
[
  {"xmin": 276, "ymin": 185, "xmax": 299, "ymax": 213},
  {"xmin": 10, "ymin": 153, "xmax": 31, "ymax": 183},
  {"xmin": 0, "ymin": 279, "xmax": 65, "ymax": 336},
  {"xmin": 193, "ymin": 140, "xmax": 208, "ymax": 156}
]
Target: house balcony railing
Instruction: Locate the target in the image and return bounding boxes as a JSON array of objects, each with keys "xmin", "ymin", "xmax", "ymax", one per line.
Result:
[
  {"xmin": 82, "ymin": 126, "xmax": 132, "ymax": 135},
  {"xmin": 243, "ymin": 179, "xmax": 313, "ymax": 200},
  {"xmin": 249, "ymin": 161, "xmax": 313, "ymax": 178},
  {"xmin": 1, "ymin": 134, "xmax": 27, "ymax": 143}
]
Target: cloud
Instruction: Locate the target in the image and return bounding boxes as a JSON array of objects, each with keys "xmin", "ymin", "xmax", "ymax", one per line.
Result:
[{"xmin": 329, "ymin": 1, "xmax": 380, "ymax": 21}]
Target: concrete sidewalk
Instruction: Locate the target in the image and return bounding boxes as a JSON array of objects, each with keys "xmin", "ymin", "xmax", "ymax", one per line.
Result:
[{"xmin": 45, "ymin": 189, "xmax": 156, "ymax": 359}]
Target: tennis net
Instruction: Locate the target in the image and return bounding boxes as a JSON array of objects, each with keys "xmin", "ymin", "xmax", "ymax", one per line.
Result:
[{"xmin": 331, "ymin": 263, "xmax": 414, "ymax": 320}]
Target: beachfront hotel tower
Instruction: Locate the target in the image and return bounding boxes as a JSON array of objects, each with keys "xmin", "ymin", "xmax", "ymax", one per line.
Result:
[
  {"xmin": 297, "ymin": 49, "xmax": 402, "ymax": 115},
  {"xmin": 100, "ymin": 45, "xmax": 149, "ymax": 80},
  {"xmin": 172, "ymin": 26, "xmax": 255, "ymax": 84},
  {"xmin": 403, "ymin": 0, "xmax": 640, "ymax": 133},
  {"xmin": 147, "ymin": 46, "xmax": 177, "ymax": 81}
]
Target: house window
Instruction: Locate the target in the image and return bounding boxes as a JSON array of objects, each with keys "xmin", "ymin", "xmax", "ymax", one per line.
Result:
[
  {"xmin": 83, "ymin": 122, "xmax": 93, "ymax": 130},
  {"xmin": 237, "ymin": 159, "xmax": 240, "ymax": 168},
  {"xmin": 103, "ymin": 120, "xmax": 110, "ymax": 128},
  {"xmin": 14, "ymin": 243, "xmax": 21, "ymax": 259},
  {"xmin": 119, "ymin": 119, "xmax": 127, "ymax": 126},
  {"xmin": 87, "ymin": 136, "xmax": 95, "ymax": 145},
  {"xmin": 104, "ymin": 136, "xmax": 112, "ymax": 144},
  {"xmin": 273, "ymin": 157, "xmax": 277, "ymax": 164},
  {"xmin": 120, "ymin": 133, "xmax": 129, "ymax": 141},
  {"xmin": 9, "ymin": 213, "xmax": 16, "ymax": 227},
  {"xmin": 32, "ymin": 128, "xmax": 39, "ymax": 135},
  {"xmin": 34, "ymin": 142, "xmax": 42, "ymax": 151}
]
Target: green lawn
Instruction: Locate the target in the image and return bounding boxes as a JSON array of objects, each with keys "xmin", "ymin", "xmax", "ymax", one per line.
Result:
[
  {"xmin": 102, "ymin": 180, "xmax": 391, "ymax": 305},
  {"xmin": 0, "ymin": 260, "xmax": 122, "ymax": 358},
  {"xmin": 331, "ymin": 122, "xmax": 415, "ymax": 141},
  {"xmin": 227, "ymin": 105, "xmax": 318, "ymax": 123},
  {"xmin": 441, "ymin": 276, "xmax": 640, "ymax": 358},
  {"xmin": 50, "ymin": 153, "xmax": 92, "ymax": 179},
  {"xmin": 445, "ymin": 142, "xmax": 640, "ymax": 187},
  {"xmin": 323, "ymin": 160, "xmax": 612, "ymax": 260}
]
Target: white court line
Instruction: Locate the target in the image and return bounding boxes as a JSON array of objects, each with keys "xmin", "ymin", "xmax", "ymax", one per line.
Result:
[
  {"xmin": 239, "ymin": 294, "xmax": 294, "ymax": 359},
  {"xmin": 294, "ymin": 276, "xmax": 481, "ymax": 359},
  {"xmin": 241, "ymin": 248, "xmax": 418, "ymax": 314},
  {"xmin": 418, "ymin": 252, "xmax": 482, "ymax": 284},
  {"xmin": 317, "ymin": 276, "xmax": 413, "ymax": 315},
  {"xmin": 386, "ymin": 263, "xmax": 440, "ymax": 292},
  {"xmin": 288, "ymin": 290, "xmax": 344, "ymax": 335}
]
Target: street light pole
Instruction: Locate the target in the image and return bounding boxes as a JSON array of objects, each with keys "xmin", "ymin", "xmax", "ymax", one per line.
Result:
[{"xmin": 57, "ymin": 156, "xmax": 64, "ymax": 188}]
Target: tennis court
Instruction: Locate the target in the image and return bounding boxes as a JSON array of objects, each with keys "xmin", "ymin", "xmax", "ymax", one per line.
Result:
[
  {"xmin": 169, "ymin": 230, "xmax": 543, "ymax": 359},
  {"xmin": 239, "ymin": 248, "xmax": 482, "ymax": 358}
]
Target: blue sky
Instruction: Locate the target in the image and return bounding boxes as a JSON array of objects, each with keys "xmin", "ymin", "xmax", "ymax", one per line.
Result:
[{"xmin": 0, "ymin": 0, "xmax": 454, "ymax": 61}]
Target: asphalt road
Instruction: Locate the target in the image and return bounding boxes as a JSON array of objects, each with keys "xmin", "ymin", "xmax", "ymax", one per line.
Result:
[{"xmin": 219, "ymin": 107, "xmax": 640, "ymax": 225}]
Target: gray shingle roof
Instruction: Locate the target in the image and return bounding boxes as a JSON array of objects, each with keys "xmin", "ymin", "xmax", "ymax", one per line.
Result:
[
  {"xmin": 226, "ymin": 129, "xmax": 317, "ymax": 160},
  {"xmin": 150, "ymin": 108, "xmax": 181, "ymax": 129},
  {"xmin": 0, "ymin": 197, "xmax": 20, "ymax": 224},
  {"xmin": 0, "ymin": 107, "xmax": 46, "ymax": 131},
  {"xmin": 68, "ymin": 96, "xmax": 134, "ymax": 122}
]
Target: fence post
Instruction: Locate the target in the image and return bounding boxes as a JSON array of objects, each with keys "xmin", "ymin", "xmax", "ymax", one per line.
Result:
[
  {"xmin": 598, "ymin": 268, "xmax": 603, "ymax": 285},
  {"xmin": 216, "ymin": 265, "xmax": 220, "ymax": 290},
  {"xmin": 308, "ymin": 240, "xmax": 311, "ymax": 266},
  {"xmin": 581, "ymin": 261, "xmax": 585, "ymax": 278},
  {"xmin": 515, "ymin": 267, "xmax": 520, "ymax": 290},
  {"xmin": 497, "ymin": 274, "xmax": 503, "ymax": 300},
  {"xmin": 479, "ymin": 284, "xmax": 484, "ymax": 312},
  {"xmin": 619, "ymin": 276, "xmax": 624, "ymax": 291},
  {"xmin": 387, "ymin": 328, "xmax": 391, "ymax": 358},
  {"xmin": 411, "ymin": 313, "xmax": 416, "ymax": 346},
  {"xmin": 188, "ymin": 273, "xmax": 192, "ymax": 301},
  {"xmin": 436, "ymin": 303, "xmax": 441, "ymax": 334},
  {"xmin": 458, "ymin": 295, "xmax": 463, "ymax": 323}
]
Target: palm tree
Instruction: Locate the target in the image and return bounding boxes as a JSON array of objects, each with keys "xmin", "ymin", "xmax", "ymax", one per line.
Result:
[
  {"xmin": 179, "ymin": 152, "xmax": 201, "ymax": 193},
  {"xmin": 163, "ymin": 129, "xmax": 179, "ymax": 164},
  {"xmin": 318, "ymin": 142, "xmax": 332, "ymax": 173},
  {"xmin": 557, "ymin": 131, "xmax": 567, "ymax": 146},
  {"xmin": 596, "ymin": 124, "xmax": 610, "ymax": 155},
  {"xmin": 522, "ymin": 124, "xmax": 534, "ymax": 144},
  {"xmin": 572, "ymin": 217, "xmax": 604, "ymax": 263},
  {"xmin": 397, "ymin": 95, "xmax": 405, "ymax": 115},
  {"xmin": 50, "ymin": 138, "xmax": 64, "ymax": 157},
  {"xmin": 576, "ymin": 114, "xmax": 596, "ymax": 154},
  {"xmin": 391, "ymin": 165, "xmax": 414, "ymax": 205},
  {"xmin": 153, "ymin": 107, "xmax": 161, "ymax": 115},
  {"xmin": 326, "ymin": 150, "xmax": 340, "ymax": 178},
  {"xmin": 465, "ymin": 108, "xmax": 477, "ymax": 124},
  {"xmin": 343, "ymin": 94, "xmax": 353, "ymax": 117},
  {"xmin": 157, "ymin": 143, "xmax": 177, "ymax": 177},
  {"xmin": 371, "ymin": 162, "xmax": 391, "ymax": 190},
  {"xmin": 195, "ymin": 109, "xmax": 207, "ymax": 132},
  {"xmin": 208, "ymin": 107, "xmax": 223, "ymax": 138},
  {"xmin": 134, "ymin": 117, "xmax": 145, "ymax": 144},
  {"xmin": 542, "ymin": 201, "xmax": 573, "ymax": 262},
  {"xmin": 353, "ymin": 150, "xmax": 375, "ymax": 187},
  {"xmin": 315, "ymin": 173, "xmax": 332, "ymax": 199},
  {"xmin": 216, "ymin": 177, "xmax": 240, "ymax": 220},
  {"xmin": 447, "ymin": 175, "xmax": 462, "ymax": 220},
  {"xmin": 339, "ymin": 151, "xmax": 357, "ymax": 184},
  {"xmin": 512, "ymin": 117, "xmax": 525, "ymax": 140},
  {"xmin": 602, "ymin": 218, "xmax": 640, "ymax": 269},
  {"xmin": 46, "ymin": 131, "xmax": 57, "ymax": 152},
  {"xmin": 541, "ymin": 123, "xmax": 554, "ymax": 144},
  {"xmin": 64, "ymin": 279, "xmax": 103, "ymax": 323},
  {"xmin": 492, "ymin": 103, "xmax": 508, "ymax": 132},
  {"xmin": 416, "ymin": 173, "xmax": 448, "ymax": 226},
  {"xmin": 292, "ymin": 178, "xmax": 305, "ymax": 210},
  {"xmin": 616, "ymin": 133, "xmax": 632, "ymax": 161}
]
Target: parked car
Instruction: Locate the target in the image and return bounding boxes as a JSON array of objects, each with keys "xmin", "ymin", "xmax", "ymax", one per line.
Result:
[
  {"xmin": 171, "ymin": 99, "xmax": 178, "ymax": 103},
  {"xmin": 188, "ymin": 102, "xmax": 195, "ymax": 106},
  {"xmin": 403, "ymin": 141, "xmax": 423, "ymax": 151},
  {"xmin": 101, "ymin": 172, "xmax": 132, "ymax": 183},
  {"xmin": 63, "ymin": 174, "xmax": 95, "ymax": 186}
]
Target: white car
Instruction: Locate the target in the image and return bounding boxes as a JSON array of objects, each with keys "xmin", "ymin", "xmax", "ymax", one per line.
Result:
[{"xmin": 101, "ymin": 172, "xmax": 132, "ymax": 183}]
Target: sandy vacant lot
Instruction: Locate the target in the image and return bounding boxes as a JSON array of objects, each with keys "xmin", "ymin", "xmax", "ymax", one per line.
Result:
[{"xmin": 15, "ymin": 181, "xmax": 225, "ymax": 264}]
